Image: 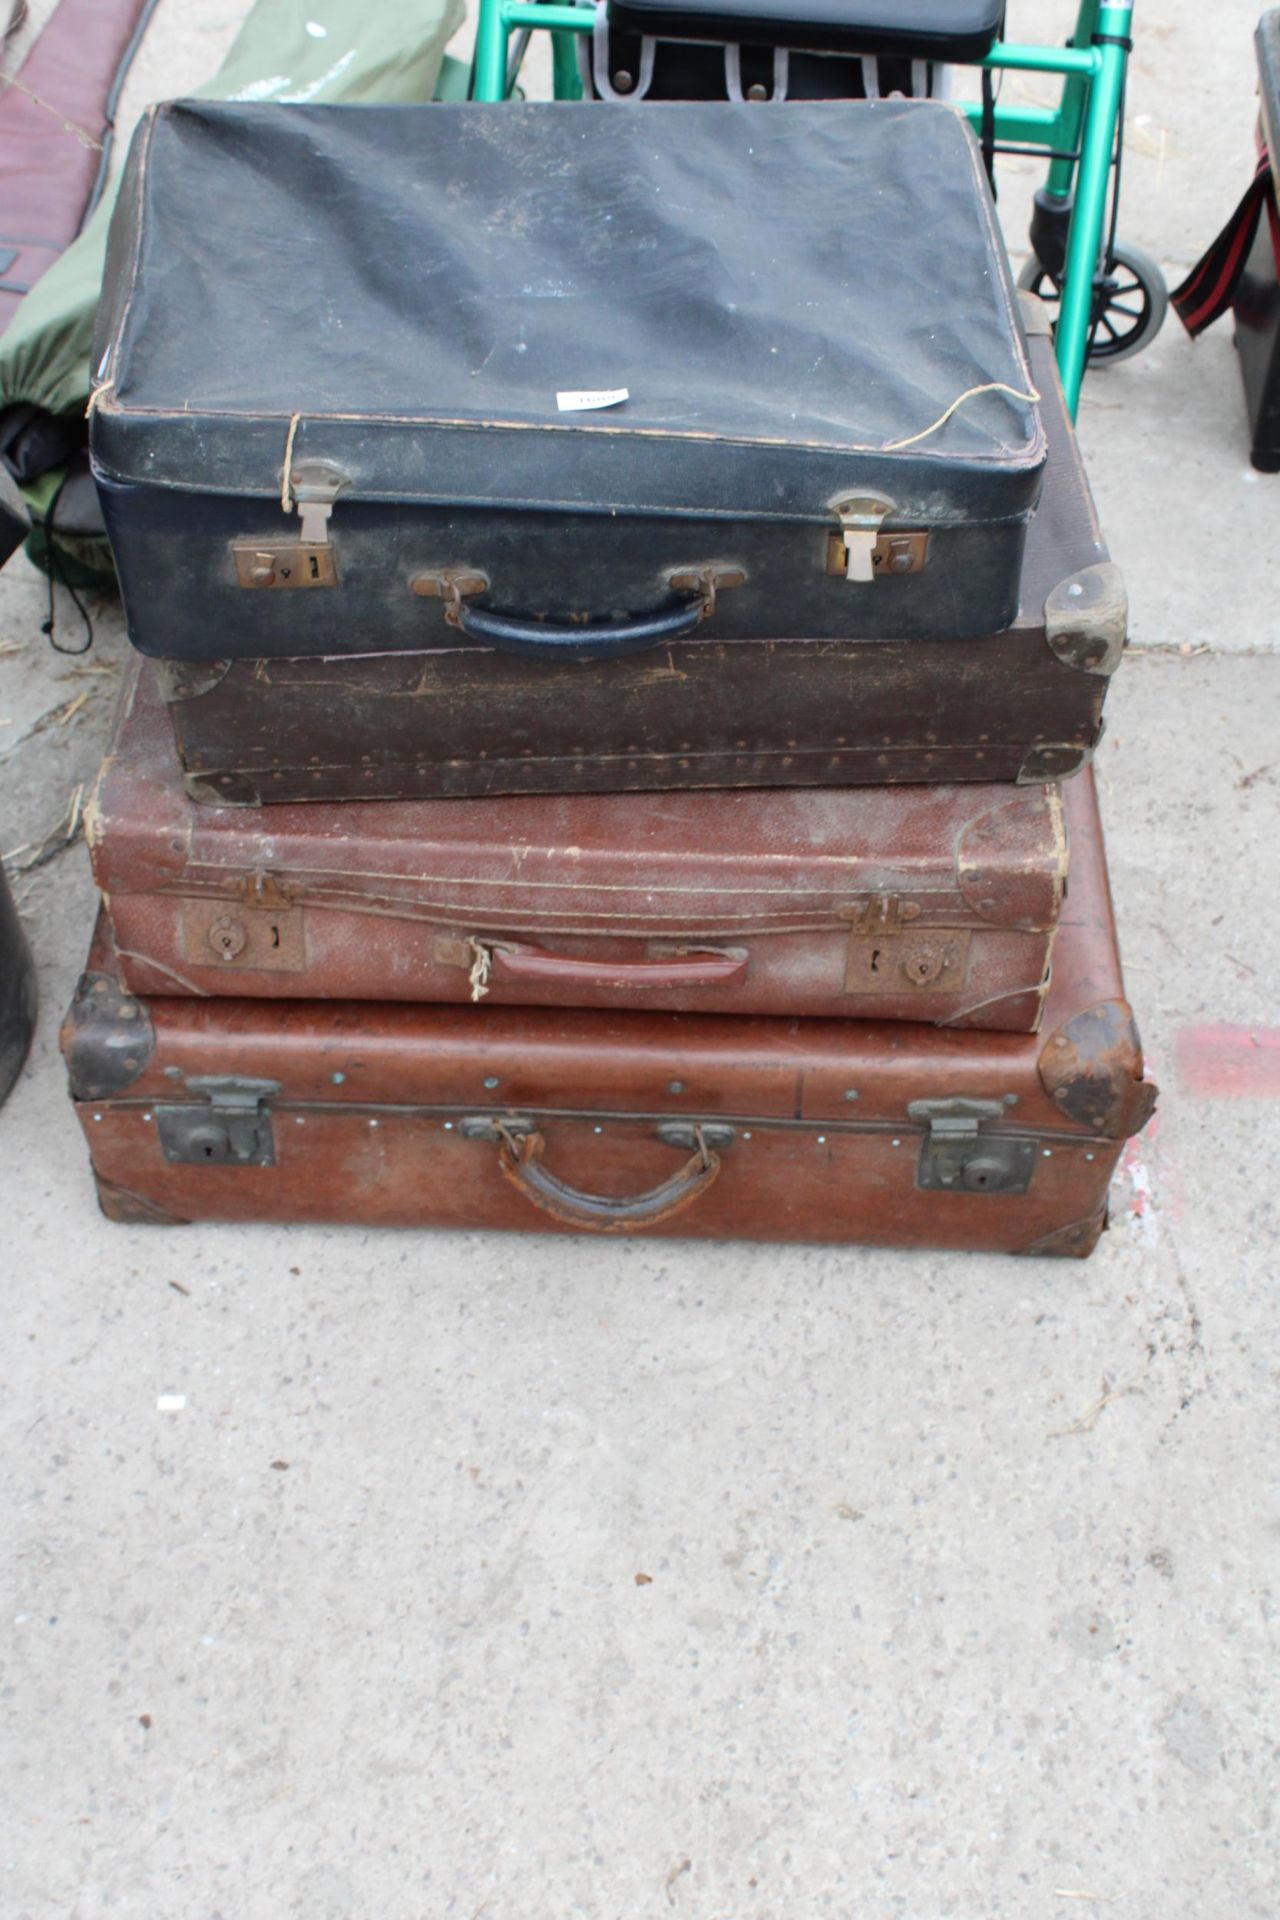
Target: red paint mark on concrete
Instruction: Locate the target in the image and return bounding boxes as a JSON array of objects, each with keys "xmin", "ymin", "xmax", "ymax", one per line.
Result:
[{"xmin": 1175, "ymin": 1025, "xmax": 1280, "ymax": 1098}]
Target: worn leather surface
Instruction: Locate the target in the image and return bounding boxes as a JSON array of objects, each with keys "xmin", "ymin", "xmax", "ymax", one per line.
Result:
[
  {"xmin": 92, "ymin": 659, "xmax": 1065, "ymax": 1029},
  {"xmin": 65, "ymin": 771, "xmax": 1155, "ymax": 1251},
  {"xmin": 0, "ymin": 0, "xmax": 155, "ymax": 333},
  {"xmin": 92, "ymin": 98, "xmax": 1042, "ymax": 655}
]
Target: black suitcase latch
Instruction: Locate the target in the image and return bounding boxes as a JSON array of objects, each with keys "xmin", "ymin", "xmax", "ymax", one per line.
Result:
[
  {"xmin": 908, "ymin": 1097, "xmax": 1035, "ymax": 1195},
  {"xmin": 156, "ymin": 1076, "xmax": 279, "ymax": 1167}
]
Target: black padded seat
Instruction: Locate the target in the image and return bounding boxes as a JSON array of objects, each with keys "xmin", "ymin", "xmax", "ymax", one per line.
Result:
[{"xmin": 605, "ymin": 0, "xmax": 1003, "ymax": 61}]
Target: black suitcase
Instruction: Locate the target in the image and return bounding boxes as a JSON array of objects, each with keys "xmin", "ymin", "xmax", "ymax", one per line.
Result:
[
  {"xmin": 156, "ymin": 316, "xmax": 1124, "ymax": 805},
  {"xmin": 91, "ymin": 97, "xmax": 1044, "ymax": 662}
]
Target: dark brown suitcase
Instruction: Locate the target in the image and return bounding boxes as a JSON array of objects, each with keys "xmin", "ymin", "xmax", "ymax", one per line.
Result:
[
  {"xmin": 90, "ymin": 660, "xmax": 1066, "ymax": 1031},
  {"xmin": 63, "ymin": 770, "xmax": 1154, "ymax": 1255},
  {"xmin": 156, "ymin": 315, "xmax": 1124, "ymax": 806}
]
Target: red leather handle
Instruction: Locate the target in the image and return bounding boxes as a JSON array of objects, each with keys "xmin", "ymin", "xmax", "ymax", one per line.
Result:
[{"xmin": 488, "ymin": 943, "xmax": 747, "ymax": 992}]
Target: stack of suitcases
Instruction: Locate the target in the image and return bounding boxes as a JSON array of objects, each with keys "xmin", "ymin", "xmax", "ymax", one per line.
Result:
[{"xmin": 63, "ymin": 96, "xmax": 1155, "ymax": 1255}]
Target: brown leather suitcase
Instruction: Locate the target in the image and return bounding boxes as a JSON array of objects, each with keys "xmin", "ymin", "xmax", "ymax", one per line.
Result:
[
  {"xmin": 155, "ymin": 315, "xmax": 1124, "ymax": 806},
  {"xmin": 90, "ymin": 660, "xmax": 1066, "ymax": 1031},
  {"xmin": 63, "ymin": 770, "xmax": 1154, "ymax": 1255}
]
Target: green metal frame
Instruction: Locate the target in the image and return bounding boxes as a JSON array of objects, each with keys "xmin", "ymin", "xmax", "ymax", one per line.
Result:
[{"xmin": 469, "ymin": 0, "xmax": 1136, "ymax": 417}]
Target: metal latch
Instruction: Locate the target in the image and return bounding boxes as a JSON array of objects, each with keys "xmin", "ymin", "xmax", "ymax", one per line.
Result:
[
  {"xmin": 838, "ymin": 896, "xmax": 972, "ymax": 993},
  {"xmin": 232, "ymin": 459, "xmax": 348, "ymax": 589},
  {"xmin": 830, "ymin": 495, "xmax": 893, "ymax": 582},
  {"xmin": 156, "ymin": 1076, "xmax": 279, "ymax": 1166},
  {"xmin": 288, "ymin": 460, "xmax": 347, "ymax": 546},
  {"xmin": 180, "ymin": 872, "xmax": 306, "ymax": 974},
  {"xmin": 826, "ymin": 496, "xmax": 929, "ymax": 582},
  {"xmin": 907, "ymin": 1096, "xmax": 1035, "ymax": 1194}
]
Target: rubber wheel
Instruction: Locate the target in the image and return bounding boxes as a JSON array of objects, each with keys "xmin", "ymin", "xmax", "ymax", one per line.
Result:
[{"xmin": 1017, "ymin": 240, "xmax": 1168, "ymax": 365}]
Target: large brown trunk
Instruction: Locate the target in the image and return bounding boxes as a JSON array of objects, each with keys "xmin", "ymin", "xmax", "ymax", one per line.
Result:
[{"xmin": 63, "ymin": 771, "xmax": 1155, "ymax": 1254}]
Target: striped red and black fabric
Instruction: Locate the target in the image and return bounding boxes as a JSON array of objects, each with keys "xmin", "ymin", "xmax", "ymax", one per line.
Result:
[{"xmin": 1172, "ymin": 148, "xmax": 1277, "ymax": 338}]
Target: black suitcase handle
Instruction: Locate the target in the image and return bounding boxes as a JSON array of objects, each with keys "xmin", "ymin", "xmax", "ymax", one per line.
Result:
[
  {"xmin": 456, "ymin": 591, "xmax": 704, "ymax": 659},
  {"xmin": 411, "ymin": 566, "xmax": 743, "ymax": 661}
]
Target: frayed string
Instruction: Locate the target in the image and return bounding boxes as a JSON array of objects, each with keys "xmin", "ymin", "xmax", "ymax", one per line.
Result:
[
  {"xmin": 280, "ymin": 412, "xmax": 301, "ymax": 512},
  {"xmin": 38, "ymin": 469, "xmax": 93, "ymax": 656},
  {"xmin": 468, "ymin": 938, "xmax": 492, "ymax": 1003},
  {"xmin": 881, "ymin": 381, "xmax": 1041, "ymax": 453}
]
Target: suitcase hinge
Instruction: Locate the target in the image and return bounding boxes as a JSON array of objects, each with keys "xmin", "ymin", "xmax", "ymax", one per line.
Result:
[
  {"xmin": 907, "ymin": 1096, "xmax": 1036, "ymax": 1195},
  {"xmin": 827, "ymin": 496, "xmax": 928, "ymax": 582},
  {"xmin": 156, "ymin": 1076, "xmax": 279, "ymax": 1167}
]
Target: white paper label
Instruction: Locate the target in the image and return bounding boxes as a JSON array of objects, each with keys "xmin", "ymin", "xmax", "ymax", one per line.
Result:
[{"xmin": 556, "ymin": 388, "xmax": 629, "ymax": 413}]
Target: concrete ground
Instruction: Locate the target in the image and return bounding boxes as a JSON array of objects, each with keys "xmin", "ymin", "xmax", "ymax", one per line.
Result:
[{"xmin": 2, "ymin": 3, "xmax": 1278, "ymax": 1916}]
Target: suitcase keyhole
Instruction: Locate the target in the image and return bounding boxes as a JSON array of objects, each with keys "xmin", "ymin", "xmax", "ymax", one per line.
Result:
[
  {"xmin": 269, "ymin": 924, "xmax": 280, "ymax": 949},
  {"xmin": 308, "ymin": 554, "xmax": 320, "ymax": 580},
  {"xmin": 870, "ymin": 947, "xmax": 881, "ymax": 973}
]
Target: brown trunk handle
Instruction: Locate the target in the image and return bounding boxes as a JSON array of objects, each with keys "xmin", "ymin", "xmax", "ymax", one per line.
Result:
[
  {"xmin": 482, "ymin": 941, "xmax": 748, "ymax": 994},
  {"xmin": 461, "ymin": 1117, "xmax": 732, "ymax": 1233}
]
